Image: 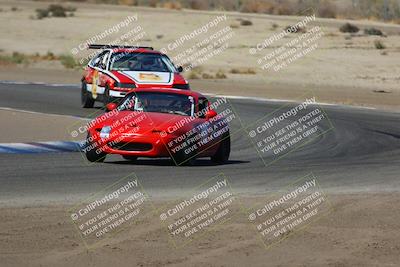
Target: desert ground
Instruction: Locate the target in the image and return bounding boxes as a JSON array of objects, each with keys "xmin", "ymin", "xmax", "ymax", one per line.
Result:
[{"xmin": 1, "ymin": 194, "xmax": 400, "ymax": 267}]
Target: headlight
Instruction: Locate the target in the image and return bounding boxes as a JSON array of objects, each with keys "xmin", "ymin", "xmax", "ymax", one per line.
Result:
[{"xmin": 100, "ymin": 126, "xmax": 112, "ymax": 139}]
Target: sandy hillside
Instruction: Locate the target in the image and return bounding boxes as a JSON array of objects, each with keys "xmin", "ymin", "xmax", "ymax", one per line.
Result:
[{"xmin": 0, "ymin": 0, "xmax": 399, "ymax": 110}]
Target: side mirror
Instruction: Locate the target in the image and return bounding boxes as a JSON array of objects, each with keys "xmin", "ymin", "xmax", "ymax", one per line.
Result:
[
  {"xmin": 177, "ymin": 66, "xmax": 184, "ymax": 73},
  {"xmin": 205, "ymin": 110, "xmax": 217, "ymax": 120},
  {"xmin": 106, "ymin": 103, "xmax": 117, "ymax": 111}
]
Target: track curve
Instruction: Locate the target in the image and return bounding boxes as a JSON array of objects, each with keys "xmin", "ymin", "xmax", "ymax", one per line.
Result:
[{"xmin": 0, "ymin": 83, "xmax": 399, "ymax": 203}]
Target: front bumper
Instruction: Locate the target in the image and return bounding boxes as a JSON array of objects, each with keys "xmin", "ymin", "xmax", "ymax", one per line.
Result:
[{"xmin": 92, "ymin": 131, "xmax": 174, "ymax": 157}]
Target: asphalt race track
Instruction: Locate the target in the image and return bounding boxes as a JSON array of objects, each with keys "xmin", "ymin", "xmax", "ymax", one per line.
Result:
[{"xmin": 0, "ymin": 82, "xmax": 399, "ymax": 204}]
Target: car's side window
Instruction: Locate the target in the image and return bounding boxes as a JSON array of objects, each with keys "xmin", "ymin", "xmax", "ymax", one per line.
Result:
[
  {"xmin": 91, "ymin": 51, "xmax": 109, "ymax": 69},
  {"xmin": 161, "ymin": 55, "xmax": 177, "ymax": 72},
  {"xmin": 100, "ymin": 51, "xmax": 110, "ymax": 70},
  {"xmin": 90, "ymin": 56, "xmax": 100, "ymax": 67},
  {"xmin": 198, "ymin": 97, "xmax": 209, "ymax": 118}
]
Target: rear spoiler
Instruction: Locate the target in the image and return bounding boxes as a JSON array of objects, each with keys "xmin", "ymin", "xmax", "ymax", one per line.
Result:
[{"xmin": 88, "ymin": 44, "xmax": 154, "ymax": 50}]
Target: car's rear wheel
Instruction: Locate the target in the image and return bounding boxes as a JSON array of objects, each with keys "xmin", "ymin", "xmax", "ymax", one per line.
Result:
[
  {"xmin": 81, "ymin": 81, "xmax": 95, "ymax": 108},
  {"xmin": 123, "ymin": 155, "xmax": 138, "ymax": 162},
  {"xmin": 84, "ymin": 134, "xmax": 106, "ymax": 163},
  {"xmin": 211, "ymin": 131, "xmax": 230, "ymax": 164}
]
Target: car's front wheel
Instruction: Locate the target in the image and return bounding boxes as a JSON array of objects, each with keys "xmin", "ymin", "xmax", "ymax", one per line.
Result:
[
  {"xmin": 211, "ymin": 131, "xmax": 230, "ymax": 164},
  {"xmin": 84, "ymin": 134, "xmax": 106, "ymax": 162},
  {"xmin": 81, "ymin": 81, "xmax": 95, "ymax": 108},
  {"xmin": 173, "ymin": 149, "xmax": 196, "ymax": 166}
]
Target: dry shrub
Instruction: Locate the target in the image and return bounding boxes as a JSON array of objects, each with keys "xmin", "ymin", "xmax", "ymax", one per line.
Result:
[
  {"xmin": 148, "ymin": 0, "xmax": 158, "ymax": 8},
  {"xmin": 241, "ymin": 0, "xmax": 274, "ymax": 13},
  {"xmin": 392, "ymin": 18, "xmax": 400, "ymax": 24},
  {"xmin": 317, "ymin": 1, "xmax": 336, "ymax": 18},
  {"xmin": 36, "ymin": 8, "xmax": 49, "ymax": 19},
  {"xmin": 188, "ymin": 71, "xmax": 200, "ymax": 79},
  {"xmin": 339, "ymin": 23, "xmax": 359, "ymax": 33},
  {"xmin": 364, "ymin": 28, "xmax": 383, "ymax": 36},
  {"xmin": 212, "ymin": 0, "xmax": 238, "ymax": 11},
  {"xmin": 325, "ymin": 32, "xmax": 338, "ymax": 37},
  {"xmin": 241, "ymin": 0, "xmax": 293, "ymax": 15},
  {"xmin": 202, "ymin": 73, "xmax": 214, "ymax": 79},
  {"xmin": 117, "ymin": 0, "xmax": 136, "ymax": 5},
  {"xmin": 273, "ymin": 0, "xmax": 294, "ymax": 15},
  {"xmin": 188, "ymin": 0, "xmax": 209, "ymax": 10},
  {"xmin": 163, "ymin": 1, "xmax": 182, "ymax": 10},
  {"xmin": 215, "ymin": 70, "xmax": 227, "ymax": 79},
  {"xmin": 374, "ymin": 40, "xmax": 385, "ymax": 50},
  {"xmin": 187, "ymin": 66, "xmax": 203, "ymax": 79},
  {"xmin": 0, "ymin": 52, "xmax": 29, "ymax": 65},
  {"xmin": 230, "ymin": 68, "xmax": 256, "ymax": 74},
  {"xmin": 329, "ymin": 0, "xmax": 400, "ymax": 21},
  {"xmin": 43, "ymin": 51, "xmax": 57, "ymax": 60},
  {"xmin": 240, "ymin": 19, "xmax": 253, "ymax": 26}
]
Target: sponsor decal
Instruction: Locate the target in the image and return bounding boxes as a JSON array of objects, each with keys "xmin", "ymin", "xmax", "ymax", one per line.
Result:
[
  {"xmin": 138, "ymin": 73, "xmax": 162, "ymax": 81},
  {"xmin": 119, "ymin": 71, "xmax": 172, "ymax": 84}
]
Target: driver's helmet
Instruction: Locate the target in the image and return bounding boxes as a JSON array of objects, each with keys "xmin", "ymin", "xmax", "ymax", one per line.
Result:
[
  {"xmin": 138, "ymin": 98, "xmax": 150, "ymax": 110},
  {"xmin": 142, "ymin": 57, "xmax": 156, "ymax": 67},
  {"xmin": 128, "ymin": 56, "xmax": 139, "ymax": 69},
  {"xmin": 182, "ymin": 100, "xmax": 192, "ymax": 114}
]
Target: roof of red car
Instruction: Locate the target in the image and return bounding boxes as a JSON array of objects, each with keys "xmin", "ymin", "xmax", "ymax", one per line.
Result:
[{"xmin": 129, "ymin": 88, "xmax": 206, "ymax": 98}]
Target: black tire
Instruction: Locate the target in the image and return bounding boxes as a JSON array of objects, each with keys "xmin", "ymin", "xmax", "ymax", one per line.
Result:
[
  {"xmin": 84, "ymin": 134, "xmax": 106, "ymax": 163},
  {"xmin": 123, "ymin": 155, "xmax": 138, "ymax": 162},
  {"xmin": 81, "ymin": 81, "xmax": 95, "ymax": 108},
  {"xmin": 211, "ymin": 132, "xmax": 231, "ymax": 164},
  {"xmin": 173, "ymin": 149, "xmax": 196, "ymax": 166}
]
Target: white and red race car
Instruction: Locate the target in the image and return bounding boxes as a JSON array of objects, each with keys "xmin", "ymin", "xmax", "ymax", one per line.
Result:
[{"xmin": 81, "ymin": 44, "xmax": 189, "ymax": 108}]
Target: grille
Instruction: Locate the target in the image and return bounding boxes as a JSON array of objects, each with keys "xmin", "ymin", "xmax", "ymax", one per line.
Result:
[
  {"xmin": 115, "ymin": 83, "xmax": 136, "ymax": 89},
  {"xmin": 109, "ymin": 142, "xmax": 152, "ymax": 151}
]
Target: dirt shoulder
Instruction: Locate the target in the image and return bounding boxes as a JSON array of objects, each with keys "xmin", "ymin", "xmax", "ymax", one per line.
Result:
[
  {"xmin": 0, "ymin": 108, "xmax": 82, "ymax": 142},
  {"xmin": 0, "ymin": 193, "xmax": 399, "ymax": 267}
]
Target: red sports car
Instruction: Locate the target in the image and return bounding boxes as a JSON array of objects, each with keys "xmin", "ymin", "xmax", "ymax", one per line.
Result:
[
  {"xmin": 81, "ymin": 45, "xmax": 189, "ymax": 108},
  {"xmin": 83, "ymin": 88, "xmax": 231, "ymax": 165}
]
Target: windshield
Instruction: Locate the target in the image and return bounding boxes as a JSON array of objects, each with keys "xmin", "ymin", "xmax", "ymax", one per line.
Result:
[
  {"xmin": 109, "ymin": 52, "xmax": 176, "ymax": 72},
  {"xmin": 119, "ymin": 92, "xmax": 195, "ymax": 116}
]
